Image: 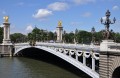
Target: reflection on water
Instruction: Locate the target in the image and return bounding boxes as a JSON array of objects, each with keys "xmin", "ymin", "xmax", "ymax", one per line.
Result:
[{"xmin": 0, "ymin": 57, "xmax": 91, "ymax": 78}]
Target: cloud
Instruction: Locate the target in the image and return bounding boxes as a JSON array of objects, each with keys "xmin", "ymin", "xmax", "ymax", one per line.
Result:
[
  {"xmin": 82, "ymin": 12, "xmax": 91, "ymax": 17},
  {"xmin": 112, "ymin": 5, "xmax": 119, "ymax": 10},
  {"xmin": 100, "ymin": 16, "xmax": 106, "ymax": 23},
  {"xmin": 73, "ymin": 0, "xmax": 95, "ymax": 5},
  {"xmin": 32, "ymin": 2, "xmax": 69, "ymax": 21},
  {"xmin": 48, "ymin": 2, "xmax": 69, "ymax": 11},
  {"xmin": 26, "ymin": 25, "xmax": 33, "ymax": 31},
  {"xmin": 33, "ymin": 9, "xmax": 53, "ymax": 20},
  {"xmin": 102, "ymin": 16, "xmax": 106, "ymax": 20}
]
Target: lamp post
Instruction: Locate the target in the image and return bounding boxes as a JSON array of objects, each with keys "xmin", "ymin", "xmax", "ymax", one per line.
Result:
[
  {"xmin": 44, "ymin": 30, "xmax": 48, "ymax": 42},
  {"xmin": 100, "ymin": 10, "xmax": 116, "ymax": 40},
  {"xmin": 54, "ymin": 31, "xmax": 57, "ymax": 42},
  {"xmin": 47, "ymin": 33, "xmax": 49, "ymax": 42},
  {"xmin": 100, "ymin": 10, "xmax": 116, "ymax": 78},
  {"xmin": 91, "ymin": 27, "xmax": 95, "ymax": 45},
  {"xmin": 63, "ymin": 30, "xmax": 66, "ymax": 43},
  {"xmin": 75, "ymin": 29, "xmax": 78, "ymax": 44},
  {"xmin": 74, "ymin": 32, "xmax": 76, "ymax": 44}
]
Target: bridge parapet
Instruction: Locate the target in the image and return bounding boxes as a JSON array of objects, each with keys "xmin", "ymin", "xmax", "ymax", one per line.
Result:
[
  {"xmin": 14, "ymin": 42, "xmax": 100, "ymax": 78},
  {"xmin": 36, "ymin": 42, "xmax": 100, "ymax": 52},
  {"xmin": 107, "ymin": 43, "xmax": 120, "ymax": 52},
  {"xmin": 36, "ymin": 43, "xmax": 99, "ymax": 78}
]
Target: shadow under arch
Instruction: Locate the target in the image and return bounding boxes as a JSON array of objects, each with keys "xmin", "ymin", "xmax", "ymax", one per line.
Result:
[
  {"xmin": 112, "ymin": 66, "xmax": 120, "ymax": 78},
  {"xmin": 15, "ymin": 47, "xmax": 91, "ymax": 78}
]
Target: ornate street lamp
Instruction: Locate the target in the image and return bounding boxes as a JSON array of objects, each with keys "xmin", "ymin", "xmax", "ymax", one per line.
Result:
[
  {"xmin": 74, "ymin": 32, "xmax": 76, "ymax": 44},
  {"xmin": 91, "ymin": 27, "xmax": 95, "ymax": 44},
  {"xmin": 54, "ymin": 31, "xmax": 57, "ymax": 42},
  {"xmin": 46, "ymin": 30, "xmax": 49, "ymax": 42},
  {"xmin": 100, "ymin": 10, "xmax": 116, "ymax": 40},
  {"xmin": 63, "ymin": 30, "xmax": 66, "ymax": 43},
  {"xmin": 47, "ymin": 33, "xmax": 49, "ymax": 42}
]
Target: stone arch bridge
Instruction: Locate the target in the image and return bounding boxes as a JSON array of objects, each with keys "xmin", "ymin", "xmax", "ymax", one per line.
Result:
[
  {"xmin": 1, "ymin": 42, "xmax": 120, "ymax": 78},
  {"xmin": 14, "ymin": 42, "xmax": 100, "ymax": 78}
]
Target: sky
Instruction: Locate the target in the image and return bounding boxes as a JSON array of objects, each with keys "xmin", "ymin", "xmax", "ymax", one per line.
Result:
[{"xmin": 0, "ymin": 0, "xmax": 120, "ymax": 34}]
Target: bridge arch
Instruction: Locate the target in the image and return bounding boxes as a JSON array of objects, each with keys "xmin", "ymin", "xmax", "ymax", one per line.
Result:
[
  {"xmin": 112, "ymin": 66, "xmax": 120, "ymax": 78},
  {"xmin": 14, "ymin": 46, "xmax": 99, "ymax": 78}
]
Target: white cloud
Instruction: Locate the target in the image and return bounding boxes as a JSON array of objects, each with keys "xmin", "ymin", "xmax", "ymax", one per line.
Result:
[
  {"xmin": 33, "ymin": 9, "xmax": 53, "ymax": 20},
  {"xmin": 73, "ymin": 0, "xmax": 95, "ymax": 5},
  {"xmin": 112, "ymin": 5, "xmax": 119, "ymax": 10},
  {"xmin": 48, "ymin": 2, "xmax": 69, "ymax": 11},
  {"xmin": 26, "ymin": 25, "xmax": 33, "ymax": 31},
  {"xmin": 101, "ymin": 17, "xmax": 106, "ymax": 22},
  {"xmin": 82, "ymin": 12, "xmax": 91, "ymax": 17}
]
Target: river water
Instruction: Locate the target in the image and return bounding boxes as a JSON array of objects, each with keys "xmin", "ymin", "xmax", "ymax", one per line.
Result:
[{"xmin": 0, "ymin": 57, "xmax": 91, "ymax": 78}]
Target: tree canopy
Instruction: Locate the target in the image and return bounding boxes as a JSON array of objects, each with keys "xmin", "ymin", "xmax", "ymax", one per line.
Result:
[{"xmin": 0, "ymin": 27, "xmax": 120, "ymax": 44}]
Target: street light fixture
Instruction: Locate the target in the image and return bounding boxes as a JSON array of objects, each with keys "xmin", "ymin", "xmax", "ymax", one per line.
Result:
[
  {"xmin": 91, "ymin": 27, "xmax": 95, "ymax": 44},
  {"xmin": 63, "ymin": 30, "xmax": 66, "ymax": 43},
  {"xmin": 100, "ymin": 10, "xmax": 116, "ymax": 40},
  {"xmin": 54, "ymin": 31, "xmax": 57, "ymax": 42}
]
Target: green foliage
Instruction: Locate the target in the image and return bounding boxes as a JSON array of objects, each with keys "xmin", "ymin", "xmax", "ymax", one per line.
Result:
[
  {"xmin": 10, "ymin": 33, "xmax": 27, "ymax": 43},
  {"xmin": 27, "ymin": 27, "xmax": 56, "ymax": 42},
  {"xmin": 115, "ymin": 33, "xmax": 120, "ymax": 43},
  {"xmin": 75, "ymin": 30, "xmax": 92, "ymax": 44},
  {"xmin": 65, "ymin": 32, "xmax": 74, "ymax": 43},
  {"xmin": 94, "ymin": 31, "xmax": 103, "ymax": 43},
  {"xmin": 1, "ymin": 26, "xmax": 120, "ymax": 44},
  {"xmin": 48, "ymin": 32, "xmax": 54, "ymax": 40}
]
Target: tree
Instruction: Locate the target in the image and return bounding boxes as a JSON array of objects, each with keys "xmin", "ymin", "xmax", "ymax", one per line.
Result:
[
  {"xmin": 64, "ymin": 33, "xmax": 70, "ymax": 43},
  {"xmin": 77, "ymin": 30, "xmax": 92, "ymax": 44},
  {"xmin": 115, "ymin": 33, "xmax": 120, "ymax": 43},
  {"xmin": 94, "ymin": 31, "xmax": 103, "ymax": 44},
  {"xmin": 48, "ymin": 31, "xmax": 54, "ymax": 40},
  {"xmin": 10, "ymin": 33, "xmax": 26, "ymax": 43},
  {"xmin": 64, "ymin": 31, "xmax": 74, "ymax": 43},
  {"xmin": 28, "ymin": 27, "xmax": 40, "ymax": 41},
  {"xmin": 69, "ymin": 32, "xmax": 74, "ymax": 43}
]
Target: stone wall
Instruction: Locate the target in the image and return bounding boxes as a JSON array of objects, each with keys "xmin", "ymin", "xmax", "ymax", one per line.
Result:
[
  {"xmin": 0, "ymin": 45, "xmax": 13, "ymax": 56},
  {"xmin": 99, "ymin": 51, "xmax": 120, "ymax": 78}
]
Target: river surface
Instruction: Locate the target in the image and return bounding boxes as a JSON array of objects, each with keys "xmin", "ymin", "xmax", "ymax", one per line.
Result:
[{"xmin": 0, "ymin": 57, "xmax": 91, "ymax": 78}]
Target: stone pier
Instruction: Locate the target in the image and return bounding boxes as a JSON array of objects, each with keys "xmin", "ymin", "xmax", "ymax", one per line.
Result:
[
  {"xmin": 99, "ymin": 40, "xmax": 120, "ymax": 78},
  {"xmin": 0, "ymin": 16, "xmax": 13, "ymax": 57},
  {"xmin": 56, "ymin": 21, "xmax": 63, "ymax": 42}
]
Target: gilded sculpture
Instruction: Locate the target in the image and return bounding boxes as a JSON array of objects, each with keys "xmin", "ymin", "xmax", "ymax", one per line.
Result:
[
  {"xmin": 3, "ymin": 16, "xmax": 9, "ymax": 22},
  {"xmin": 58, "ymin": 21, "xmax": 62, "ymax": 27}
]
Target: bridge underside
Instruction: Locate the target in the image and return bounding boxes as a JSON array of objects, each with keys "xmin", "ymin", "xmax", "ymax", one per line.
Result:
[{"xmin": 15, "ymin": 47, "xmax": 91, "ymax": 78}]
